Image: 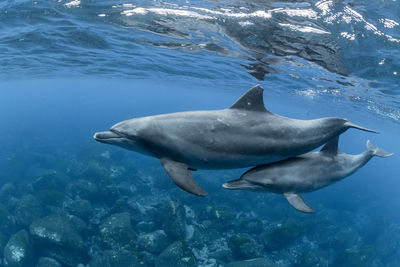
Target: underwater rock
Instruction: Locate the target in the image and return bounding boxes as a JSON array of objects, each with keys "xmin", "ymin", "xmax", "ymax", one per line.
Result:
[
  {"xmin": 138, "ymin": 251, "xmax": 157, "ymax": 266},
  {"xmin": 295, "ymin": 250, "xmax": 329, "ymax": 267},
  {"xmin": 63, "ymin": 198, "xmax": 93, "ymax": 221},
  {"xmin": 74, "ymin": 160, "xmax": 109, "ymax": 182},
  {"xmin": 375, "ymin": 224, "xmax": 400, "ymax": 260},
  {"xmin": 0, "ymin": 183, "xmax": 16, "ymax": 202},
  {"xmin": 97, "ymin": 180, "xmax": 120, "ymax": 205},
  {"xmin": 14, "ymin": 194, "xmax": 44, "ymax": 227},
  {"xmin": 136, "ymin": 221, "xmax": 156, "ymax": 233},
  {"xmin": 206, "ymin": 237, "xmax": 233, "ymax": 263},
  {"xmin": 225, "ymin": 258, "xmax": 275, "ymax": 267},
  {"xmin": 0, "ymin": 204, "xmax": 16, "ymax": 251},
  {"xmin": 199, "ymin": 206, "xmax": 234, "ymax": 231},
  {"xmin": 66, "ymin": 179, "xmax": 99, "ymax": 201},
  {"xmin": 29, "ymin": 214, "xmax": 87, "ymax": 266},
  {"xmin": 36, "ymin": 257, "xmax": 62, "ymax": 267},
  {"xmin": 228, "ymin": 234, "xmax": 261, "ymax": 260},
  {"xmin": 117, "ymin": 181, "xmax": 137, "ymax": 196},
  {"xmin": 201, "ymin": 223, "xmax": 221, "ymax": 243},
  {"xmin": 99, "ymin": 212, "xmax": 136, "ymax": 250},
  {"xmin": 321, "ymin": 226, "xmax": 360, "ymax": 250},
  {"xmin": 67, "ymin": 214, "xmax": 88, "ymax": 236},
  {"xmin": 156, "ymin": 201, "xmax": 187, "ymax": 239},
  {"xmin": 3, "ymin": 230, "xmax": 33, "ymax": 267},
  {"xmin": 109, "ymin": 197, "xmax": 142, "ymax": 222},
  {"xmin": 332, "ymin": 246, "xmax": 375, "ymax": 267},
  {"xmin": 32, "ymin": 172, "xmax": 69, "ymax": 192},
  {"xmin": 6, "ymin": 197, "xmax": 19, "ymax": 214},
  {"xmin": 261, "ymin": 221, "xmax": 303, "ymax": 251},
  {"xmin": 235, "ymin": 218, "xmax": 263, "ymax": 235},
  {"xmin": 37, "ymin": 190, "xmax": 66, "ymax": 208},
  {"xmin": 137, "ymin": 229, "xmax": 170, "ymax": 254},
  {"xmin": 88, "ymin": 250, "xmax": 141, "ymax": 267},
  {"xmin": 155, "ymin": 241, "xmax": 196, "ymax": 267}
]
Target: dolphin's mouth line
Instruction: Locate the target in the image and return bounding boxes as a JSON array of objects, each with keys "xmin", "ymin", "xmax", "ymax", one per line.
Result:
[
  {"xmin": 93, "ymin": 131, "xmax": 124, "ymax": 142},
  {"xmin": 109, "ymin": 128, "xmax": 132, "ymax": 139}
]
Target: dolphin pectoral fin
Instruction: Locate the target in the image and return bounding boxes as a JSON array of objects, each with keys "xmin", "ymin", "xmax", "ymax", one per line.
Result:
[
  {"xmin": 283, "ymin": 193, "xmax": 315, "ymax": 213},
  {"xmin": 160, "ymin": 158, "xmax": 207, "ymax": 197},
  {"xmin": 344, "ymin": 122, "xmax": 378, "ymax": 134}
]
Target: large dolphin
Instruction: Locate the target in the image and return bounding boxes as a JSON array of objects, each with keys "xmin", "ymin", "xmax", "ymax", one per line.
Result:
[
  {"xmin": 94, "ymin": 85, "xmax": 377, "ymax": 197},
  {"xmin": 223, "ymin": 137, "xmax": 393, "ymax": 213}
]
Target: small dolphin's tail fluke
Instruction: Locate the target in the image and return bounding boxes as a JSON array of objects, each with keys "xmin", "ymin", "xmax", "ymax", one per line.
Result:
[
  {"xmin": 366, "ymin": 140, "xmax": 394, "ymax": 157},
  {"xmin": 344, "ymin": 122, "xmax": 379, "ymax": 133}
]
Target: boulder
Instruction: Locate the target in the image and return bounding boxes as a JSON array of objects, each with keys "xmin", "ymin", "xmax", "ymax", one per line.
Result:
[
  {"xmin": 14, "ymin": 195, "xmax": 43, "ymax": 227},
  {"xmin": 0, "ymin": 183, "xmax": 16, "ymax": 202},
  {"xmin": 155, "ymin": 241, "xmax": 195, "ymax": 267},
  {"xmin": 63, "ymin": 198, "xmax": 93, "ymax": 220},
  {"xmin": 36, "ymin": 257, "xmax": 62, "ymax": 267},
  {"xmin": 333, "ymin": 246, "xmax": 375, "ymax": 267},
  {"xmin": 226, "ymin": 258, "xmax": 276, "ymax": 267},
  {"xmin": 32, "ymin": 172, "xmax": 69, "ymax": 192},
  {"xmin": 99, "ymin": 212, "xmax": 135, "ymax": 250},
  {"xmin": 136, "ymin": 221, "xmax": 156, "ymax": 233},
  {"xmin": 228, "ymin": 234, "xmax": 261, "ymax": 260},
  {"xmin": 29, "ymin": 214, "xmax": 87, "ymax": 266},
  {"xmin": 261, "ymin": 221, "xmax": 303, "ymax": 251},
  {"xmin": 156, "ymin": 201, "xmax": 186, "ymax": 239},
  {"xmin": 0, "ymin": 205, "xmax": 16, "ymax": 251},
  {"xmin": 137, "ymin": 230, "xmax": 170, "ymax": 254},
  {"xmin": 66, "ymin": 179, "xmax": 98, "ymax": 201},
  {"xmin": 3, "ymin": 230, "xmax": 33, "ymax": 267},
  {"xmin": 37, "ymin": 190, "xmax": 66, "ymax": 208},
  {"xmin": 88, "ymin": 250, "xmax": 140, "ymax": 267}
]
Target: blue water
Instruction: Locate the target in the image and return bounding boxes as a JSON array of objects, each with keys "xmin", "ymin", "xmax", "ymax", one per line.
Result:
[{"xmin": 1, "ymin": 0, "xmax": 399, "ymax": 266}]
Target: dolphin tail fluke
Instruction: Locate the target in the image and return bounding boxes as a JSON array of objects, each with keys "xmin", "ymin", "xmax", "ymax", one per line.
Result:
[
  {"xmin": 161, "ymin": 158, "xmax": 207, "ymax": 197},
  {"xmin": 366, "ymin": 140, "xmax": 394, "ymax": 158},
  {"xmin": 222, "ymin": 179, "xmax": 251, "ymax": 190},
  {"xmin": 344, "ymin": 122, "xmax": 379, "ymax": 133},
  {"xmin": 283, "ymin": 193, "xmax": 315, "ymax": 213}
]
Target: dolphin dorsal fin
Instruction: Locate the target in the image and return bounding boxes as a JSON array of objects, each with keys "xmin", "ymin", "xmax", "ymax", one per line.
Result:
[
  {"xmin": 320, "ymin": 136, "xmax": 339, "ymax": 154},
  {"xmin": 229, "ymin": 85, "xmax": 269, "ymax": 112}
]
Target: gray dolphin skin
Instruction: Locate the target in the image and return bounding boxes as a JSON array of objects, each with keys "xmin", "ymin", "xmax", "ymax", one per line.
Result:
[
  {"xmin": 223, "ymin": 137, "xmax": 393, "ymax": 213},
  {"xmin": 94, "ymin": 85, "xmax": 377, "ymax": 197}
]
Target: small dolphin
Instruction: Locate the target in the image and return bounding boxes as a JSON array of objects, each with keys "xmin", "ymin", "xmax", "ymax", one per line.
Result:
[
  {"xmin": 94, "ymin": 85, "xmax": 377, "ymax": 197},
  {"xmin": 223, "ymin": 137, "xmax": 393, "ymax": 213}
]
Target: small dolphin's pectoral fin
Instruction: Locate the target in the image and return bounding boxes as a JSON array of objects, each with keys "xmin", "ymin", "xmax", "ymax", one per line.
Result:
[
  {"xmin": 229, "ymin": 85, "xmax": 270, "ymax": 112},
  {"xmin": 283, "ymin": 193, "xmax": 315, "ymax": 213},
  {"xmin": 320, "ymin": 136, "xmax": 339, "ymax": 154},
  {"xmin": 188, "ymin": 167, "xmax": 197, "ymax": 171},
  {"xmin": 160, "ymin": 158, "xmax": 207, "ymax": 197}
]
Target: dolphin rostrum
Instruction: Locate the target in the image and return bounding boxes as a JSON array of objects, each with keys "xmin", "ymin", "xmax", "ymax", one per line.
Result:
[
  {"xmin": 223, "ymin": 137, "xmax": 393, "ymax": 213},
  {"xmin": 94, "ymin": 85, "xmax": 377, "ymax": 197}
]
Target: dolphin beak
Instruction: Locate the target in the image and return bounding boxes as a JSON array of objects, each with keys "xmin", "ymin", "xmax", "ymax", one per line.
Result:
[{"xmin": 93, "ymin": 131, "xmax": 122, "ymax": 143}]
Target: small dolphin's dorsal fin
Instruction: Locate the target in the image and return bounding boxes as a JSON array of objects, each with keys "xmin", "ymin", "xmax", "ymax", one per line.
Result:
[
  {"xmin": 229, "ymin": 85, "xmax": 269, "ymax": 112},
  {"xmin": 283, "ymin": 193, "xmax": 315, "ymax": 213},
  {"xmin": 160, "ymin": 158, "xmax": 207, "ymax": 197},
  {"xmin": 320, "ymin": 136, "xmax": 339, "ymax": 154}
]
